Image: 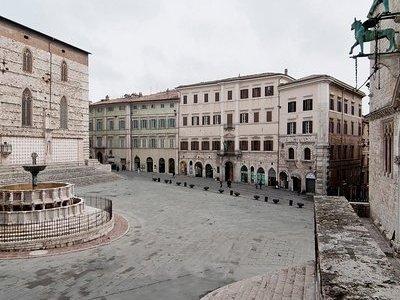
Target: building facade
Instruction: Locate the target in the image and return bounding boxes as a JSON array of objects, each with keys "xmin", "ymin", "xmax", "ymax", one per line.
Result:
[
  {"xmin": 0, "ymin": 16, "xmax": 90, "ymax": 166},
  {"xmin": 89, "ymin": 96, "xmax": 132, "ymax": 170},
  {"xmin": 367, "ymin": 0, "xmax": 400, "ymax": 250},
  {"xmin": 89, "ymin": 91, "xmax": 179, "ymax": 172},
  {"xmin": 177, "ymin": 73, "xmax": 293, "ymax": 185},
  {"xmin": 278, "ymin": 75, "xmax": 365, "ymax": 196},
  {"xmin": 130, "ymin": 91, "xmax": 179, "ymax": 174}
]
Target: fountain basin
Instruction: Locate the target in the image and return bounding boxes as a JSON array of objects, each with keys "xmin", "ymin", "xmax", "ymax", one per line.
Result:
[{"xmin": 0, "ymin": 182, "xmax": 74, "ymax": 206}]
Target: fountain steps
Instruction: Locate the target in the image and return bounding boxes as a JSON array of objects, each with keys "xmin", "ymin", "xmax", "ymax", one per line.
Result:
[{"xmin": 0, "ymin": 164, "xmax": 120, "ymax": 187}]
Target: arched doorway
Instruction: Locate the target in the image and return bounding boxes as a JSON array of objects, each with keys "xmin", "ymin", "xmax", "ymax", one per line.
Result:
[
  {"xmin": 268, "ymin": 168, "xmax": 277, "ymax": 186},
  {"xmin": 225, "ymin": 161, "xmax": 234, "ymax": 182},
  {"xmin": 292, "ymin": 175, "xmax": 302, "ymax": 193},
  {"xmin": 180, "ymin": 161, "xmax": 187, "ymax": 175},
  {"xmin": 256, "ymin": 167, "xmax": 266, "ymax": 185},
  {"xmin": 250, "ymin": 166, "xmax": 255, "ymax": 183},
  {"xmin": 168, "ymin": 158, "xmax": 175, "ymax": 174},
  {"xmin": 240, "ymin": 165, "xmax": 248, "ymax": 183},
  {"xmin": 159, "ymin": 158, "xmax": 165, "ymax": 173},
  {"xmin": 205, "ymin": 164, "xmax": 213, "ymax": 178},
  {"xmin": 279, "ymin": 172, "xmax": 289, "ymax": 189},
  {"xmin": 306, "ymin": 172, "xmax": 316, "ymax": 193},
  {"xmin": 195, "ymin": 162, "xmax": 203, "ymax": 177},
  {"xmin": 134, "ymin": 156, "xmax": 140, "ymax": 171},
  {"xmin": 97, "ymin": 152, "xmax": 103, "ymax": 164},
  {"xmin": 146, "ymin": 157, "xmax": 153, "ymax": 172}
]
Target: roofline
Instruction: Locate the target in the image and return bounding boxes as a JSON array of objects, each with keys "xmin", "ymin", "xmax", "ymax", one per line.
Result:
[
  {"xmin": 279, "ymin": 75, "xmax": 366, "ymax": 98},
  {"xmin": 90, "ymin": 94, "xmax": 180, "ymax": 107},
  {"xmin": 0, "ymin": 16, "xmax": 91, "ymax": 55},
  {"xmin": 176, "ymin": 73, "xmax": 294, "ymax": 89}
]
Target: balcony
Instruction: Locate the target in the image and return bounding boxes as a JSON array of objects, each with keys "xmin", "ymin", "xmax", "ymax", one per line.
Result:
[
  {"xmin": 217, "ymin": 150, "xmax": 242, "ymax": 157},
  {"xmin": 223, "ymin": 123, "xmax": 235, "ymax": 131}
]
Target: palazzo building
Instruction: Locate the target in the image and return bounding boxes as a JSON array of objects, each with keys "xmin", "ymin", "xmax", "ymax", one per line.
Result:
[
  {"xmin": 367, "ymin": 0, "xmax": 400, "ymax": 250},
  {"xmin": 0, "ymin": 16, "xmax": 90, "ymax": 166},
  {"xmin": 89, "ymin": 91, "xmax": 179, "ymax": 172},
  {"xmin": 177, "ymin": 73, "xmax": 293, "ymax": 185},
  {"xmin": 278, "ymin": 75, "xmax": 365, "ymax": 196},
  {"xmin": 177, "ymin": 73, "xmax": 364, "ymax": 195}
]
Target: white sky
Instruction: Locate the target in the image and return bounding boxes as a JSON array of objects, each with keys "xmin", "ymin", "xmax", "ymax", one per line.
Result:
[{"xmin": 2, "ymin": 0, "xmax": 372, "ymax": 113}]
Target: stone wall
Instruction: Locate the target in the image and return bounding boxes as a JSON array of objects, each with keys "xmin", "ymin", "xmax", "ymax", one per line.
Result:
[
  {"xmin": 314, "ymin": 196, "xmax": 400, "ymax": 299},
  {"xmin": 0, "ymin": 18, "xmax": 89, "ymax": 166},
  {"xmin": 368, "ymin": 0, "xmax": 400, "ymax": 249}
]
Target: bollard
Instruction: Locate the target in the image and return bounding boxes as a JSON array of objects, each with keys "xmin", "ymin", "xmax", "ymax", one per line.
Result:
[
  {"xmin": 230, "ymin": 190, "xmax": 234, "ymax": 196},
  {"xmin": 289, "ymin": 200, "xmax": 293, "ymax": 206},
  {"xmin": 184, "ymin": 182, "xmax": 187, "ymax": 187},
  {"xmin": 264, "ymin": 196, "xmax": 268, "ymax": 202}
]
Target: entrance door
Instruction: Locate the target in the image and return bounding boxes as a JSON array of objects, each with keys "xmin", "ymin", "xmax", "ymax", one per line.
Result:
[
  {"xmin": 306, "ymin": 173, "xmax": 316, "ymax": 193},
  {"xmin": 268, "ymin": 168, "xmax": 276, "ymax": 186},
  {"xmin": 146, "ymin": 157, "xmax": 153, "ymax": 172},
  {"xmin": 97, "ymin": 152, "xmax": 103, "ymax": 164},
  {"xmin": 159, "ymin": 158, "xmax": 165, "ymax": 173},
  {"xmin": 134, "ymin": 156, "xmax": 140, "ymax": 171},
  {"xmin": 292, "ymin": 177, "xmax": 301, "ymax": 193},
  {"xmin": 195, "ymin": 162, "xmax": 203, "ymax": 177},
  {"xmin": 205, "ymin": 164, "xmax": 213, "ymax": 178},
  {"xmin": 169, "ymin": 158, "xmax": 175, "ymax": 174},
  {"xmin": 225, "ymin": 161, "xmax": 234, "ymax": 181}
]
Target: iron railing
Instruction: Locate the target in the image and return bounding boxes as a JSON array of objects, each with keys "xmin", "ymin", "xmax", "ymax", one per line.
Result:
[{"xmin": 0, "ymin": 196, "xmax": 112, "ymax": 243}]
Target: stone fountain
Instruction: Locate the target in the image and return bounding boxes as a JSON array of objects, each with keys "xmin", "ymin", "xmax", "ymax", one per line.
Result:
[
  {"xmin": 22, "ymin": 152, "xmax": 46, "ymax": 189},
  {"xmin": 0, "ymin": 153, "xmax": 114, "ymax": 252}
]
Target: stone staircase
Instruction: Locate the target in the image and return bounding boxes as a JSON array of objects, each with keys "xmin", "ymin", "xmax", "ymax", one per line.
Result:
[
  {"xmin": 202, "ymin": 261, "xmax": 316, "ymax": 300},
  {"xmin": 0, "ymin": 162, "xmax": 121, "ymax": 187}
]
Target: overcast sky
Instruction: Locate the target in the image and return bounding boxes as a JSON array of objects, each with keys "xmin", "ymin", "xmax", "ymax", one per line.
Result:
[{"xmin": 2, "ymin": 0, "xmax": 372, "ymax": 111}]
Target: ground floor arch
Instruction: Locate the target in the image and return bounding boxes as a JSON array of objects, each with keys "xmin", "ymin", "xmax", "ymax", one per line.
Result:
[
  {"xmin": 268, "ymin": 168, "xmax": 276, "ymax": 186},
  {"xmin": 292, "ymin": 174, "xmax": 302, "ymax": 193},
  {"xmin": 279, "ymin": 171, "xmax": 289, "ymax": 189},
  {"xmin": 159, "ymin": 158, "xmax": 165, "ymax": 173},
  {"xmin": 180, "ymin": 161, "xmax": 187, "ymax": 175},
  {"xmin": 225, "ymin": 161, "xmax": 234, "ymax": 182},
  {"xmin": 240, "ymin": 165, "xmax": 248, "ymax": 183},
  {"xmin": 134, "ymin": 156, "xmax": 140, "ymax": 171},
  {"xmin": 195, "ymin": 162, "xmax": 203, "ymax": 177},
  {"xmin": 205, "ymin": 164, "xmax": 213, "ymax": 178},
  {"xmin": 146, "ymin": 157, "xmax": 153, "ymax": 172},
  {"xmin": 256, "ymin": 167, "xmax": 266, "ymax": 185},
  {"xmin": 168, "ymin": 158, "xmax": 175, "ymax": 174}
]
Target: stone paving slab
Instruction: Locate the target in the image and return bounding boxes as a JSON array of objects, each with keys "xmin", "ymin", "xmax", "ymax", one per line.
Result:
[
  {"xmin": 0, "ymin": 176, "xmax": 314, "ymax": 299},
  {"xmin": 201, "ymin": 261, "xmax": 316, "ymax": 300}
]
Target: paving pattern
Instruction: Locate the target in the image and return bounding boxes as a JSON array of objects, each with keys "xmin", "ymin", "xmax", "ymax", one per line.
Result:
[{"xmin": 0, "ymin": 174, "xmax": 314, "ymax": 300}]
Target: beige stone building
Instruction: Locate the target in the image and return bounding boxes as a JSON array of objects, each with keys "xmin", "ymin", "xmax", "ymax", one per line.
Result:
[
  {"xmin": 89, "ymin": 91, "xmax": 179, "ymax": 172},
  {"xmin": 278, "ymin": 75, "xmax": 365, "ymax": 196},
  {"xmin": 177, "ymin": 73, "xmax": 364, "ymax": 195},
  {"xmin": 0, "ymin": 16, "xmax": 89, "ymax": 166},
  {"xmin": 367, "ymin": 0, "xmax": 400, "ymax": 250},
  {"xmin": 177, "ymin": 73, "xmax": 293, "ymax": 184}
]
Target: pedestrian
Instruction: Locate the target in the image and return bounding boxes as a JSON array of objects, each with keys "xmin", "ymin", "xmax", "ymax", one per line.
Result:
[
  {"xmin": 219, "ymin": 179, "xmax": 223, "ymax": 188},
  {"xmin": 259, "ymin": 179, "xmax": 262, "ymax": 190},
  {"xmin": 227, "ymin": 180, "xmax": 232, "ymax": 189}
]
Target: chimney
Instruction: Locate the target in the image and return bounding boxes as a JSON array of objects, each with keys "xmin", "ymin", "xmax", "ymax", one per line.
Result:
[{"xmin": 284, "ymin": 68, "xmax": 288, "ymax": 76}]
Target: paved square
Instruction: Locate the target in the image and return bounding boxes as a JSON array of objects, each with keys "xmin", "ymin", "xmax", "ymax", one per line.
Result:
[{"xmin": 0, "ymin": 176, "xmax": 314, "ymax": 300}]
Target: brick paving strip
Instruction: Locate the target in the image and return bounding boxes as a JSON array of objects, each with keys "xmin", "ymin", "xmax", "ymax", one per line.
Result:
[{"xmin": 0, "ymin": 213, "xmax": 129, "ymax": 260}]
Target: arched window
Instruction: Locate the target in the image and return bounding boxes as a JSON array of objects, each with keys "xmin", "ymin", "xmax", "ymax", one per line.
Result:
[
  {"xmin": 61, "ymin": 61, "xmax": 68, "ymax": 82},
  {"xmin": 22, "ymin": 88, "xmax": 32, "ymax": 126},
  {"xmin": 288, "ymin": 148, "xmax": 295, "ymax": 160},
  {"xmin": 304, "ymin": 148, "xmax": 311, "ymax": 160},
  {"xmin": 60, "ymin": 96, "xmax": 68, "ymax": 129},
  {"xmin": 23, "ymin": 48, "xmax": 32, "ymax": 73}
]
